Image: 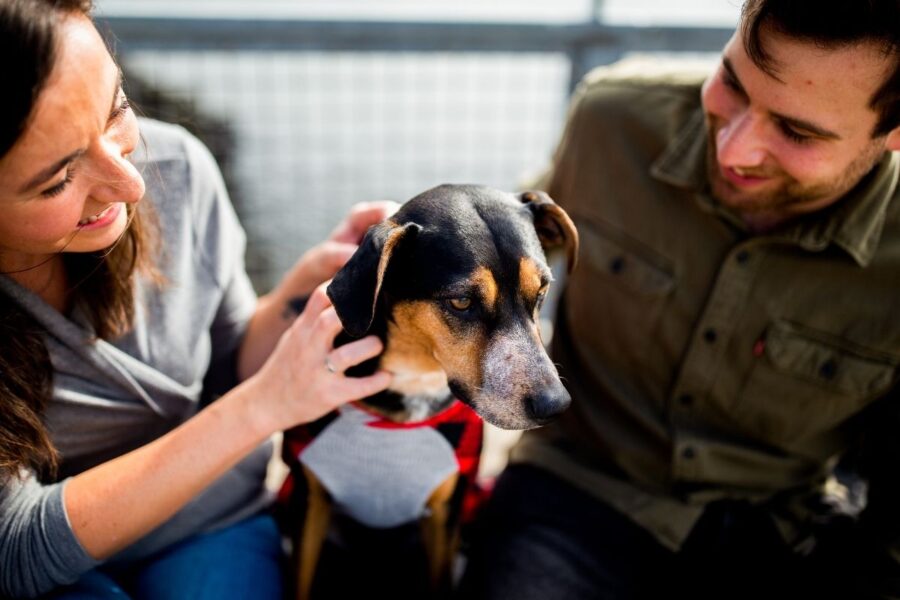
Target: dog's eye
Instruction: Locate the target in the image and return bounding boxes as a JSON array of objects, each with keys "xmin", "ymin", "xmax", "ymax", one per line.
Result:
[
  {"xmin": 448, "ymin": 297, "xmax": 472, "ymax": 312},
  {"xmin": 534, "ymin": 289, "xmax": 548, "ymax": 311}
]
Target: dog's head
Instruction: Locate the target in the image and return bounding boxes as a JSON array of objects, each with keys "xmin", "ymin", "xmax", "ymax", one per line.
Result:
[{"xmin": 327, "ymin": 184, "xmax": 579, "ymax": 430}]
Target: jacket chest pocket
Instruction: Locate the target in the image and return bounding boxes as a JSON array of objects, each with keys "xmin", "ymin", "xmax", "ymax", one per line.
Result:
[
  {"xmin": 564, "ymin": 218, "xmax": 674, "ymax": 362},
  {"xmin": 735, "ymin": 320, "xmax": 897, "ymax": 445}
]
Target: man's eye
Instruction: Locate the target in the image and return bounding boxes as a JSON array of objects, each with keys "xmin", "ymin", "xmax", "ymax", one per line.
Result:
[
  {"xmin": 721, "ymin": 71, "xmax": 742, "ymax": 94},
  {"xmin": 447, "ymin": 297, "xmax": 472, "ymax": 312},
  {"xmin": 780, "ymin": 123, "xmax": 813, "ymax": 145}
]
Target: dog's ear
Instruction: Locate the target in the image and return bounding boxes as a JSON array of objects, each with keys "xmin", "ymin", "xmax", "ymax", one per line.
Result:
[
  {"xmin": 327, "ymin": 220, "xmax": 421, "ymax": 337},
  {"xmin": 520, "ymin": 190, "xmax": 579, "ymax": 273}
]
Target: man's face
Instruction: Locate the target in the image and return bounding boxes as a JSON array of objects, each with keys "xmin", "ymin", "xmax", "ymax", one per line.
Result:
[{"xmin": 701, "ymin": 27, "xmax": 899, "ymax": 230}]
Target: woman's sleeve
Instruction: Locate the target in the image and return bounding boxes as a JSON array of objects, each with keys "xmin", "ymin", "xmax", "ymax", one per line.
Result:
[
  {"xmin": 181, "ymin": 128, "xmax": 258, "ymax": 395},
  {"xmin": 0, "ymin": 474, "xmax": 99, "ymax": 598}
]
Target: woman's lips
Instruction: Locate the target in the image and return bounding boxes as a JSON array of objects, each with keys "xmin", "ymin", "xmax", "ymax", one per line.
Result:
[{"xmin": 77, "ymin": 203, "xmax": 121, "ymax": 230}]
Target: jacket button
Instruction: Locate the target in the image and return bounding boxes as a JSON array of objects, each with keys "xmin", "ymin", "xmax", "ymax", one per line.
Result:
[
  {"xmin": 820, "ymin": 359, "xmax": 838, "ymax": 380},
  {"xmin": 736, "ymin": 250, "xmax": 750, "ymax": 264},
  {"xmin": 703, "ymin": 328, "xmax": 717, "ymax": 343},
  {"xmin": 610, "ymin": 256, "xmax": 625, "ymax": 274},
  {"xmin": 682, "ymin": 446, "xmax": 696, "ymax": 459},
  {"xmin": 678, "ymin": 394, "xmax": 694, "ymax": 407}
]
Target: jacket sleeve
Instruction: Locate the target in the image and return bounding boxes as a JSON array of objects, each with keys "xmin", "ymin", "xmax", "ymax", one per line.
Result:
[{"xmin": 0, "ymin": 474, "xmax": 99, "ymax": 598}]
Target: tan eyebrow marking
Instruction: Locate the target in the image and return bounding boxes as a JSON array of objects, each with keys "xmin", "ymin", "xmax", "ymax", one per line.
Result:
[
  {"xmin": 472, "ymin": 266, "xmax": 499, "ymax": 312},
  {"xmin": 519, "ymin": 257, "xmax": 544, "ymax": 300}
]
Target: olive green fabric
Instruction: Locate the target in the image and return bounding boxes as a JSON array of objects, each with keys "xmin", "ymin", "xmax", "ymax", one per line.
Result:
[{"xmin": 511, "ymin": 59, "xmax": 900, "ymax": 552}]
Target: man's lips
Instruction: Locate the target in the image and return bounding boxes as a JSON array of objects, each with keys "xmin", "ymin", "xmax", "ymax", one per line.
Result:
[{"xmin": 720, "ymin": 165, "xmax": 772, "ymax": 188}]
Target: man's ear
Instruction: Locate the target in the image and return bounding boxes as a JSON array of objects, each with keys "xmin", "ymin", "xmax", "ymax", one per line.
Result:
[
  {"xmin": 327, "ymin": 220, "xmax": 421, "ymax": 337},
  {"xmin": 519, "ymin": 190, "xmax": 580, "ymax": 273}
]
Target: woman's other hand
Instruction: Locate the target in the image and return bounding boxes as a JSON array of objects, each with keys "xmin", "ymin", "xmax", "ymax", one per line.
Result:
[{"xmin": 328, "ymin": 200, "xmax": 400, "ymax": 245}]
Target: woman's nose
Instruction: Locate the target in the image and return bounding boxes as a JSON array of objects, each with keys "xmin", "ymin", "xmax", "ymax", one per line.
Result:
[{"xmin": 85, "ymin": 139, "xmax": 145, "ymax": 205}]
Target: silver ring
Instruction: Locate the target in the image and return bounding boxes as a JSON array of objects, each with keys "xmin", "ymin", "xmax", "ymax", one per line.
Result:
[{"xmin": 324, "ymin": 355, "xmax": 338, "ymax": 374}]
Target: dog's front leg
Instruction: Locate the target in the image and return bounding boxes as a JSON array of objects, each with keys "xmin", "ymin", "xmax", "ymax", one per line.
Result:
[
  {"xmin": 421, "ymin": 471, "xmax": 460, "ymax": 593},
  {"xmin": 297, "ymin": 465, "xmax": 331, "ymax": 600}
]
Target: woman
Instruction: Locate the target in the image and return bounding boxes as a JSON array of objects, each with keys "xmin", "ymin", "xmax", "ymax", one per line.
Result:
[{"xmin": 0, "ymin": 1, "xmax": 392, "ymax": 597}]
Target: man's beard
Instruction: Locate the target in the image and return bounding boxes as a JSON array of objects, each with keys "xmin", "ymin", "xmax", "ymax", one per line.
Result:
[{"xmin": 704, "ymin": 122, "xmax": 886, "ymax": 223}]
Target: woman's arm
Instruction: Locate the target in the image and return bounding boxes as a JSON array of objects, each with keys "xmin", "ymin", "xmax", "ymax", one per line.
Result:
[{"xmin": 65, "ymin": 286, "xmax": 390, "ymax": 560}]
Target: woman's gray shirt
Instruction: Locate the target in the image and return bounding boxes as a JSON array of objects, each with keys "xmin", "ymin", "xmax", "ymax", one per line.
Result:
[{"xmin": 0, "ymin": 119, "xmax": 271, "ymax": 598}]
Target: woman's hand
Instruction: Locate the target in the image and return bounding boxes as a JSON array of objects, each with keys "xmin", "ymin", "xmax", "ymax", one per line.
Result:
[
  {"xmin": 328, "ymin": 200, "xmax": 401, "ymax": 244},
  {"xmin": 238, "ymin": 201, "xmax": 401, "ymax": 380},
  {"xmin": 277, "ymin": 201, "xmax": 401, "ymax": 300},
  {"xmin": 245, "ymin": 283, "xmax": 391, "ymax": 434},
  {"xmin": 67, "ymin": 286, "xmax": 390, "ymax": 562}
]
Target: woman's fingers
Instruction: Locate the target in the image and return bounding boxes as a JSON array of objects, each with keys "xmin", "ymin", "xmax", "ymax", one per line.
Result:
[
  {"xmin": 293, "ymin": 284, "xmax": 332, "ymax": 329},
  {"xmin": 327, "ymin": 336, "xmax": 392, "ymax": 404},
  {"xmin": 324, "ymin": 335, "xmax": 384, "ymax": 373},
  {"xmin": 333, "ymin": 371, "xmax": 392, "ymax": 403},
  {"xmin": 329, "ymin": 201, "xmax": 401, "ymax": 244},
  {"xmin": 311, "ymin": 307, "xmax": 344, "ymax": 349},
  {"xmin": 318, "ymin": 241, "xmax": 358, "ymax": 274}
]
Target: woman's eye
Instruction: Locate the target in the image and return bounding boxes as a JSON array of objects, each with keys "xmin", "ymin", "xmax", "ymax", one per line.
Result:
[
  {"xmin": 109, "ymin": 95, "xmax": 131, "ymax": 124},
  {"xmin": 40, "ymin": 167, "xmax": 76, "ymax": 198},
  {"xmin": 448, "ymin": 297, "xmax": 472, "ymax": 312}
]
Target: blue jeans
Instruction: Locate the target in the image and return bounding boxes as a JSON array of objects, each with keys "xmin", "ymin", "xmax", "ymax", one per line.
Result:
[{"xmin": 48, "ymin": 513, "xmax": 283, "ymax": 600}]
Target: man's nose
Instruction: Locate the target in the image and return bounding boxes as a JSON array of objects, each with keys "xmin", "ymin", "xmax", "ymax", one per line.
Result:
[{"xmin": 716, "ymin": 111, "xmax": 767, "ymax": 169}]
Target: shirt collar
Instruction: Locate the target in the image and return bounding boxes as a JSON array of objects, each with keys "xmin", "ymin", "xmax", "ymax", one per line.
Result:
[{"xmin": 650, "ymin": 106, "xmax": 900, "ymax": 267}]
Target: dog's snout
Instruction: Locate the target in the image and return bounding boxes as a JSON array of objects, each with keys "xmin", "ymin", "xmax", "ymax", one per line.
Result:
[{"xmin": 525, "ymin": 383, "xmax": 571, "ymax": 423}]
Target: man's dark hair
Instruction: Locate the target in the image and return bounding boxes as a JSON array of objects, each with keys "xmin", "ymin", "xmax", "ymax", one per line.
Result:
[{"xmin": 741, "ymin": 0, "xmax": 900, "ymax": 137}]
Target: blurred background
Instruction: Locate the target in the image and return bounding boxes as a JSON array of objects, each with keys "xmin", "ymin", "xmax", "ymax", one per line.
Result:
[{"xmin": 96, "ymin": 0, "xmax": 740, "ymax": 293}]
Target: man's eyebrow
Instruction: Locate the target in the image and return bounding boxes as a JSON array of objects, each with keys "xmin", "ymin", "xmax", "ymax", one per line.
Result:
[
  {"xmin": 774, "ymin": 113, "xmax": 841, "ymax": 140},
  {"xmin": 722, "ymin": 58, "xmax": 748, "ymax": 97},
  {"xmin": 19, "ymin": 70, "xmax": 125, "ymax": 195},
  {"xmin": 723, "ymin": 57, "xmax": 841, "ymax": 141}
]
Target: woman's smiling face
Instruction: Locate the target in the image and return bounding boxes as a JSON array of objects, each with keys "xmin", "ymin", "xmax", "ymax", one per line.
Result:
[{"xmin": 0, "ymin": 12, "xmax": 144, "ymax": 275}]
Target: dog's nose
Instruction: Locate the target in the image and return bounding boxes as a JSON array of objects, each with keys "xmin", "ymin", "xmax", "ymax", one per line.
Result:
[{"xmin": 525, "ymin": 383, "xmax": 571, "ymax": 422}]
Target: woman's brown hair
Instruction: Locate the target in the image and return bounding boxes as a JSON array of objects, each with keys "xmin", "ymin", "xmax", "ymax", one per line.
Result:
[{"xmin": 0, "ymin": 0, "xmax": 158, "ymax": 481}]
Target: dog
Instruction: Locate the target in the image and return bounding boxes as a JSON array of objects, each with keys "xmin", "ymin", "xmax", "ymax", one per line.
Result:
[{"xmin": 281, "ymin": 184, "xmax": 579, "ymax": 599}]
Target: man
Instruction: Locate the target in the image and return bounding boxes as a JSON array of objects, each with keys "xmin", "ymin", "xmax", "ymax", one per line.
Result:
[{"xmin": 461, "ymin": 1, "xmax": 900, "ymax": 598}]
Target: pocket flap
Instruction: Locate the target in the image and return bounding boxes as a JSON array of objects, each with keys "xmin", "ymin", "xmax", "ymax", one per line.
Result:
[
  {"xmin": 765, "ymin": 321, "xmax": 897, "ymax": 396},
  {"xmin": 579, "ymin": 219, "xmax": 674, "ymax": 296}
]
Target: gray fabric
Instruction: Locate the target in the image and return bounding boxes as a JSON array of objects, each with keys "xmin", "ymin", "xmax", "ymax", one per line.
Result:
[
  {"xmin": 0, "ymin": 119, "xmax": 271, "ymax": 599},
  {"xmin": 299, "ymin": 404, "xmax": 458, "ymax": 528}
]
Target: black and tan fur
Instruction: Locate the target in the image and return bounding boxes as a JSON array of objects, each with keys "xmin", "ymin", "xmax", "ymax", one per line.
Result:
[{"xmin": 292, "ymin": 184, "xmax": 579, "ymax": 599}]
